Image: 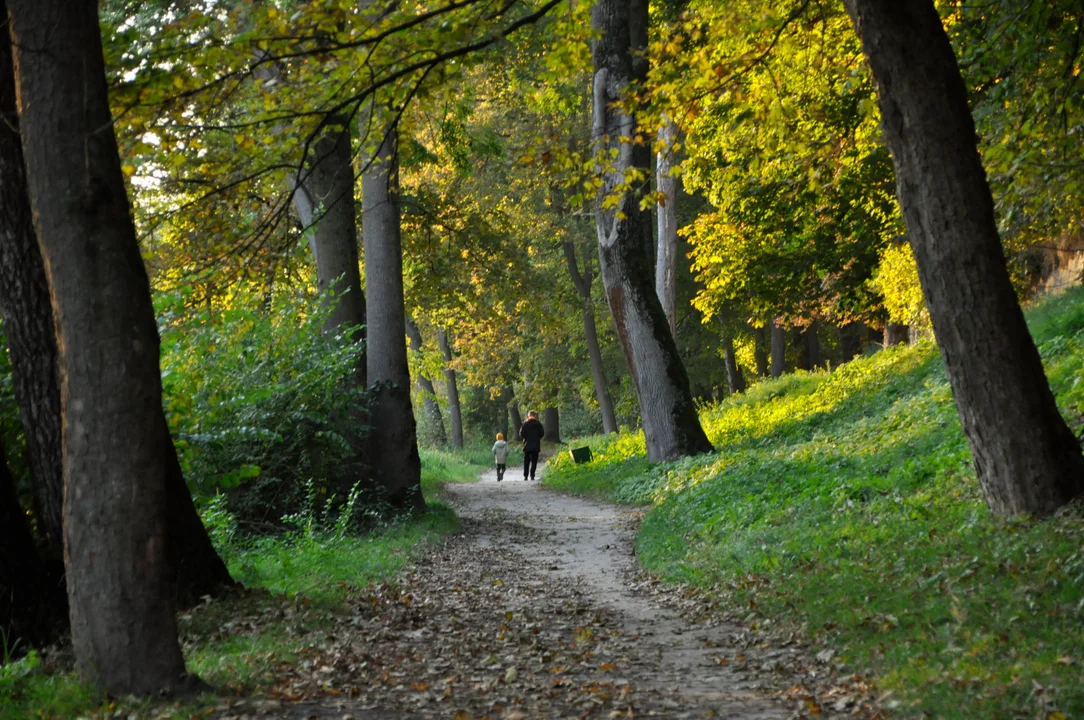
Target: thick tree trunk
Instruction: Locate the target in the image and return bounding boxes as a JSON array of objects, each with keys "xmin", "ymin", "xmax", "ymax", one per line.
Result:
[
  {"xmin": 0, "ymin": 15, "xmax": 233, "ymax": 610},
  {"xmin": 406, "ymin": 318, "xmax": 447, "ymax": 446},
  {"xmin": 655, "ymin": 117, "xmax": 678, "ymax": 339},
  {"xmin": 769, "ymin": 319, "xmax": 786, "ymax": 378},
  {"xmin": 362, "ymin": 126, "xmax": 423, "ymax": 511},
  {"xmin": 563, "ymin": 241, "xmax": 619, "ymax": 434},
  {"xmin": 8, "ymin": 0, "xmax": 188, "ymax": 692},
  {"xmin": 544, "ymin": 406, "xmax": 562, "ymax": 444},
  {"xmin": 0, "ymin": 22, "xmax": 62, "ymax": 547},
  {"xmin": 437, "ymin": 329, "xmax": 465, "ymax": 449},
  {"xmin": 845, "ymin": 0, "xmax": 1084, "ymax": 517},
  {"xmin": 592, "ymin": 0, "xmax": 712, "ymax": 462},
  {"xmin": 723, "ymin": 336, "xmax": 747, "ymax": 395},
  {"xmin": 884, "ymin": 322, "xmax": 909, "ymax": 346},
  {"xmin": 0, "ymin": 441, "xmax": 65, "ymax": 650},
  {"xmin": 505, "ymin": 386, "xmax": 523, "ymax": 432},
  {"xmin": 753, "ymin": 325, "xmax": 769, "ymax": 377},
  {"xmin": 804, "ymin": 322, "xmax": 822, "ymax": 370}
]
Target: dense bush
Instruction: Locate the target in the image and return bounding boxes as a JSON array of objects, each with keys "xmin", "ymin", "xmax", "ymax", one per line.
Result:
[{"xmin": 158, "ymin": 290, "xmax": 369, "ymax": 529}]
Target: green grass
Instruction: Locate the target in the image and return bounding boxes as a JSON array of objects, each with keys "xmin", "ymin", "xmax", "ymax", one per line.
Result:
[
  {"xmin": 545, "ymin": 288, "xmax": 1084, "ymax": 719},
  {"xmin": 1, "ymin": 449, "xmax": 483, "ymax": 720}
]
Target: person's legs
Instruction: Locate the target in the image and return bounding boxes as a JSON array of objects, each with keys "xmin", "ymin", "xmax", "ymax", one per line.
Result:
[
  {"xmin": 523, "ymin": 451, "xmax": 531, "ymax": 480},
  {"xmin": 528, "ymin": 451, "xmax": 538, "ymax": 480},
  {"xmin": 497, "ymin": 463, "xmax": 505, "ymax": 481}
]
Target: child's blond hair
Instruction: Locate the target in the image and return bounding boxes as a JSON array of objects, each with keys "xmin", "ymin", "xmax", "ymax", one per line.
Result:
[{"xmin": 496, "ymin": 433, "xmax": 504, "ymax": 440}]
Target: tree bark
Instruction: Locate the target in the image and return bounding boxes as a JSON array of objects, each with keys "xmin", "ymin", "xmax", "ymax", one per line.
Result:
[
  {"xmin": 592, "ymin": 0, "xmax": 712, "ymax": 462},
  {"xmin": 362, "ymin": 126, "xmax": 424, "ymax": 511},
  {"xmin": 0, "ymin": 18, "xmax": 62, "ymax": 547},
  {"xmin": 845, "ymin": 0, "xmax": 1084, "ymax": 517},
  {"xmin": 292, "ymin": 117, "xmax": 367, "ymax": 362},
  {"xmin": 505, "ymin": 385, "xmax": 523, "ymax": 433},
  {"xmin": 563, "ymin": 241, "xmax": 619, "ymax": 434},
  {"xmin": 437, "ymin": 328, "xmax": 465, "ymax": 449},
  {"xmin": 722, "ymin": 335, "xmax": 746, "ymax": 396},
  {"xmin": 753, "ymin": 325, "xmax": 769, "ymax": 377},
  {"xmin": 884, "ymin": 322, "xmax": 909, "ymax": 346},
  {"xmin": 544, "ymin": 406, "xmax": 562, "ymax": 444},
  {"xmin": 8, "ymin": 0, "xmax": 188, "ymax": 692},
  {"xmin": 406, "ymin": 318, "xmax": 447, "ymax": 446},
  {"xmin": 804, "ymin": 322, "xmax": 822, "ymax": 370},
  {"xmin": 769, "ymin": 318, "xmax": 786, "ymax": 378},
  {"xmin": 655, "ymin": 117, "xmax": 678, "ymax": 339}
]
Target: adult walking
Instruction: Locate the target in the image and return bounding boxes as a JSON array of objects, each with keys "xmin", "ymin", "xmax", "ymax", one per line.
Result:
[{"xmin": 519, "ymin": 410, "xmax": 545, "ymax": 481}]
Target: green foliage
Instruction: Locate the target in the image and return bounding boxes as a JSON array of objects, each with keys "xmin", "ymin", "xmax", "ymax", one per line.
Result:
[
  {"xmin": 545, "ymin": 288, "xmax": 1084, "ymax": 717},
  {"xmin": 158, "ymin": 287, "xmax": 368, "ymax": 526},
  {"xmin": 871, "ymin": 241, "xmax": 929, "ymax": 329}
]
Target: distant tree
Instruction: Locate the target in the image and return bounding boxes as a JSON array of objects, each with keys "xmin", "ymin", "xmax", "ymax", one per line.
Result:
[{"xmin": 844, "ymin": 0, "xmax": 1084, "ymax": 517}]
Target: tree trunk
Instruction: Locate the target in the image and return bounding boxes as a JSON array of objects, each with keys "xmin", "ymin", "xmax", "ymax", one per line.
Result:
[
  {"xmin": 753, "ymin": 325, "xmax": 769, "ymax": 377},
  {"xmin": 544, "ymin": 406, "xmax": 562, "ymax": 444},
  {"xmin": 769, "ymin": 318, "xmax": 786, "ymax": 378},
  {"xmin": 804, "ymin": 322, "xmax": 822, "ymax": 370},
  {"xmin": 406, "ymin": 318, "xmax": 447, "ymax": 446},
  {"xmin": 0, "ymin": 440, "xmax": 65, "ymax": 650},
  {"xmin": 723, "ymin": 335, "xmax": 746, "ymax": 395},
  {"xmin": 437, "ymin": 329, "xmax": 465, "ymax": 448},
  {"xmin": 0, "ymin": 19, "xmax": 62, "ymax": 547},
  {"xmin": 884, "ymin": 322, "xmax": 909, "ymax": 346},
  {"xmin": 655, "ymin": 116, "xmax": 678, "ymax": 339},
  {"xmin": 845, "ymin": 0, "xmax": 1084, "ymax": 517},
  {"xmin": 8, "ymin": 0, "xmax": 188, "ymax": 692},
  {"xmin": 505, "ymin": 386, "xmax": 523, "ymax": 433},
  {"xmin": 292, "ymin": 116, "xmax": 367, "ymax": 361},
  {"xmin": 0, "ymin": 14, "xmax": 233, "ymax": 611},
  {"xmin": 563, "ymin": 241, "xmax": 619, "ymax": 434},
  {"xmin": 362, "ymin": 126, "xmax": 424, "ymax": 511},
  {"xmin": 591, "ymin": 0, "xmax": 712, "ymax": 462}
]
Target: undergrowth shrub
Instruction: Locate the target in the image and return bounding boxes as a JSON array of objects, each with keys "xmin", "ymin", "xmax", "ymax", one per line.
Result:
[{"xmin": 158, "ymin": 289, "xmax": 369, "ymax": 529}]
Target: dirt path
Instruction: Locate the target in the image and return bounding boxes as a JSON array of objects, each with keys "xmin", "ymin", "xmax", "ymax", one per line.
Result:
[{"xmin": 211, "ymin": 463, "xmax": 869, "ymax": 719}]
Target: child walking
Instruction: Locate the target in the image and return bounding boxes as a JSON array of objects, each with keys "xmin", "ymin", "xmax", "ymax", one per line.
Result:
[{"xmin": 492, "ymin": 433, "xmax": 510, "ymax": 481}]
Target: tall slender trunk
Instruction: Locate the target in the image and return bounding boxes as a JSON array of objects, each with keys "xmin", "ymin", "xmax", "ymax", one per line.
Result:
[
  {"xmin": 804, "ymin": 321, "xmax": 822, "ymax": 370},
  {"xmin": 544, "ymin": 406, "xmax": 562, "ymax": 444},
  {"xmin": 563, "ymin": 241, "xmax": 619, "ymax": 434},
  {"xmin": 592, "ymin": 0, "xmax": 712, "ymax": 461},
  {"xmin": 505, "ymin": 385, "xmax": 523, "ymax": 432},
  {"xmin": 846, "ymin": 0, "xmax": 1084, "ymax": 517},
  {"xmin": 406, "ymin": 318, "xmax": 447, "ymax": 446},
  {"xmin": 437, "ymin": 328, "xmax": 465, "ymax": 449},
  {"xmin": 769, "ymin": 318, "xmax": 786, "ymax": 377},
  {"xmin": 362, "ymin": 126, "xmax": 423, "ymax": 511},
  {"xmin": 292, "ymin": 116, "xmax": 370, "ymax": 486},
  {"xmin": 722, "ymin": 335, "xmax": 746, "ymax": 395},
  {"xmin": 8, "ymin": 0, "xmax": 188, "ymax": 692},
  {"xmin": 753, "ymin": 325, "xmax": 769, "ymax": 377},
  {"xmin": 655, "ymin": 117, "xmax": 678, "ymax": 338}
]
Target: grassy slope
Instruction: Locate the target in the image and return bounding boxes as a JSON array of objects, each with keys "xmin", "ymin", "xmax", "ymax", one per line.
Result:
[
  {"xmin": 0, "ymin": 448, "xmax": 486, "ymax": 720},
  {"xmin": 545, "ymin": 289, "xmax": 1084, "ymax": 718}
]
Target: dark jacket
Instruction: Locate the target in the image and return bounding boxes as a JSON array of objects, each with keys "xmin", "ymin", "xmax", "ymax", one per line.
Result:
[{"xmin": 519, "ymin": 418, "xmax": 545, "ymax": 452}]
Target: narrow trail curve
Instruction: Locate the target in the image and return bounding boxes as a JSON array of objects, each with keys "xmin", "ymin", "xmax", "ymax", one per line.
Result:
[
  {"xmin": 212, "ymin": 463, "xmax": 846, "ymax": 720},
  {"xmin": 442, "ymin": 465, "xmax": 794, "ymax": 719}
]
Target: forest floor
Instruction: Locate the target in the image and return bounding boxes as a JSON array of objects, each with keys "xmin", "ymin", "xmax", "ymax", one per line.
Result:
[{"xmin": 202, "ymin": 463, "xmax": 881, "ymax": 720}]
